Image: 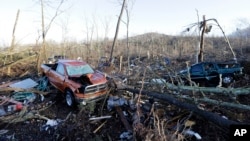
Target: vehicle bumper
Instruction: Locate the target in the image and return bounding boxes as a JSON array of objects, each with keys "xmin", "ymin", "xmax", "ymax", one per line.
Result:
[{"xmin": 75, "ymin": 93, "xmax": 108, "ymax": 105}]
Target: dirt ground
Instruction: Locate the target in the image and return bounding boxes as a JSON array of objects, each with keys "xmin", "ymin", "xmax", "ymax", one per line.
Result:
[{"xmin": 1, "ymin": 59, "xmax": 250, "ymax": 141}]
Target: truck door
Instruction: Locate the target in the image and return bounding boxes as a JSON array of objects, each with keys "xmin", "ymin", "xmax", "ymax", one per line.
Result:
[
  {"xmin": 53, "ymin": 63, "xmax": 66, "ymax": 91},
  {"xmin": 204, "ymin": 63, "xmax": 217, "ymax": 79},
  {"xmin": 190, "ymin": 64, "xmax": 204, "ymax": 80}
]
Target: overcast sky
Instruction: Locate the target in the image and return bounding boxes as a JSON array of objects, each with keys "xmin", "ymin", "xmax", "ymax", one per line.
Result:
[{"xmin": 0, "ymin": 0, "xmax": 250, "ymax": 45}]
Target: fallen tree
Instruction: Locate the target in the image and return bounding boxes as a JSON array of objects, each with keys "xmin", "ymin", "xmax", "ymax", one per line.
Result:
[
  {"xmin": 179, "ymin": 95, "xmax": 250, "ymax": 111},
  {"xmin": 164, "ymin": 82, "xmax": 250, "ymax": 96},
  {"xmin": 123, "ymin": 87, "xmax": 245, "ymax": 128}
]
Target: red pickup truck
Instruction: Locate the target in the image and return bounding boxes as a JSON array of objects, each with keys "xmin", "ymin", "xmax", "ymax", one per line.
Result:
[{"xmin": 40, "ymin": 59, "xmax": 108, "ymax": 107}]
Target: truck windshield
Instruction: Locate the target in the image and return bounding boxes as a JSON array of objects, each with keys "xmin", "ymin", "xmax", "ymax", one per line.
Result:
[{"xmin": 66, "ymin": 64, "xmax": 94, "ymax": 76}]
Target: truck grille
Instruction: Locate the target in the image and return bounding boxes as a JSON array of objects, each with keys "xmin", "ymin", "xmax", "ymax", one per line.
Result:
[{"xmin": 84, "ymin": 83, "xmax": 107, "ymax": 94}]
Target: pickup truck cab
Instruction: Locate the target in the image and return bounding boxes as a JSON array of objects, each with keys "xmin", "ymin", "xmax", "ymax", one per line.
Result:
[
  {"xmin": 178, "ymin": 61, "xmax": 243, "ymax": 87},
  {"xmin": 40, "ymin": 59, "xmax": 108, "ymax": 106}
]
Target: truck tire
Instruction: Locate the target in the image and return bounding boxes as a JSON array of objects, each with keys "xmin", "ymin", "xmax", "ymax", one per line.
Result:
[
  {"xmin": 222, "ymin": 75, "xmax": 233, "ymax": 86},
  {"xmin": 65, "ymin": 90, "xmax": 75, "ymax": 107}
]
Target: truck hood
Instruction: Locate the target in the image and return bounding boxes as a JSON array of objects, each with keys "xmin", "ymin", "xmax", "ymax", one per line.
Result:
[{"xmin": 86, "ymin": 73, "xmax": 107, "ymax": 84}]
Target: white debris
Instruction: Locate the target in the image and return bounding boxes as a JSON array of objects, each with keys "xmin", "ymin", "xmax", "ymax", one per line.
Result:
[
  {"xmin": 46, "ymin": 119, "xmax": 58, "ymax": 127},
  {"xmin": 183, "ymin": 129, "xmax": 202, "ymax": 140},
  {"xmin": 150, "ymin": 78, "xmax": 166, "ymax": 84},
  {"xmin": 120, "ymin": 131, "xmax": 133, "ymax": 140}
]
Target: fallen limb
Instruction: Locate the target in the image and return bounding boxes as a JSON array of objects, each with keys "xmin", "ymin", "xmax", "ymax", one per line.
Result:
[
  {"xmin": 93, "ymin": 120, "xmax": 107, "ymax": 133},
  {"xmin": 164, "ymin": 82, "xmax": 250, "ymax": 96},
  {"xmin": 115, "ymin": 106, "xmax": 132, "ymax": 131},
  {"xmin": 0, "ymin": 55, "xmax": 37, "ymax": 69},
  {"xmin": 124, "ymin": 87, "xmax": 243, "ymax": 128},
  {"xmin": 180, "ymin": 96, "xmax": 250, "ymax": 111}
]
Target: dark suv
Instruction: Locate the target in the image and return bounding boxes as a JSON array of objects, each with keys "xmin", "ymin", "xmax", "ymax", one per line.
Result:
[{"xmin": 178, "ymin": 61, "xmax": 243, "ymax": 87}]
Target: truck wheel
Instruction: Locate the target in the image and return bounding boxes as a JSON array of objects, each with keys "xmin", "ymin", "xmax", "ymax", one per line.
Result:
[
  {"xmin": 222, "ymin": 75, "xmax": 233, "ymax": 86},
  {"xmin": 65, "ymin": 90, "xmax": 75, "ymax": 107}
]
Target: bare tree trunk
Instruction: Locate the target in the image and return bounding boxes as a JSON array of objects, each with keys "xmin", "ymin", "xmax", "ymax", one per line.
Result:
[
  {"xmin": 102, "ymin": 17, "xmax": 111, "ymax": 58},
  {"xmin": 109, "ymin": 0, "xmax": 126, "ymax": 63},
  {"xmin": 9, "ymin": 9, "xmax": 20, "ymax": 62},
  {"xmin": 6, "ymin": 9, "xmax": 20, "ymax": 76},
  {"xmin": 195, "ymin": 9, "xmax": 200, "ymax": 64},
  {"xmin": 37, "ymin": 0, "xmax": 46, "ymax": 74},
  {"xmin": 198, "ymin": 15, "xmax": 206, "ymax": 62},
  {"xmin": 41, "ymin": 0, "xmax": 46, "ymax": 63},
  {"xmin": 125, "ymin": 0, "xmax": 135, "ymax": 75},
  {"xmin": 84, "ymin": 17, "xmax": 94, "ymax": 63},
  {"xmin": 126, "ymin": 12, "xmax": 130, "ymax": 74},
  {"xmin": 36, "ymin": 0, "xmax": 64, "ymax": 74}
]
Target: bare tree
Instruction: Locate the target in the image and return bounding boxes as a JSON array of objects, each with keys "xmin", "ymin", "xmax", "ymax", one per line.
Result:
[
  {"xmin": 83, "ymin": 16, "xmax": 94, "ymax": 62},
  {"xmin": 109, "ymin": 0, "xmax": 127, "ymax": 63},
  {"xmin": 60, "ymin": 14, "xmax": 70, "ymax": 59},
  {"xmin": 185, "ymin": 15, "xmax": 236, "ymax": 62},
  {"xmin": 124, "ymin": 0, "xmax": 135, "ymax": 74},
  {"xmin": 4, "ymin": 9, "xmax": 20, "ymax": 76},
  {"xmin": 37, "ymin": 0, "xmax": 66, "ymax": 73},
  {"xmin": 101, "ymin": 16, "xmax": 111, "ymax": 57},
  {"xmin": 8, "ymin": 9, "xmax": 20, "ymax": 62}
]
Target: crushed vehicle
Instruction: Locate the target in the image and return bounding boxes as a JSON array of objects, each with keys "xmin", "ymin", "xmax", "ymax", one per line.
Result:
[
  {"xmin": 40, "ymin": 59, "xmax": 108, "ymax": 106},
  {"xmin": 177, "ymin": 61, "xmax": 243, "ymax": 87}
]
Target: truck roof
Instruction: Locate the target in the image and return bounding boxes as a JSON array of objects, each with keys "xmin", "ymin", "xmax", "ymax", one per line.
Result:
[
  {"xmin": 194, "ymin": 61, "xmax": 239, "ymax": 65},
  {"xmin": 57, "ymin": 59, "xmax": 88, "ymax": 66}
]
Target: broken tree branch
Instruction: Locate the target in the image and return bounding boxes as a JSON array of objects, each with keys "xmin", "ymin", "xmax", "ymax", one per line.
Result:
[
  {"xmin": 93, "ymin": 120, "xmax": 107, "ymax": 133},
  {"xmin": 164, "ymin": 82, "xmax": 250, "ymax": 96},
  {"xmin": 180, "ymin": 95, "xmax": 250, "ymax": 111},
  {"xmin": 115, "ymin": 106, "xmax": 132, "ymax": 131}
]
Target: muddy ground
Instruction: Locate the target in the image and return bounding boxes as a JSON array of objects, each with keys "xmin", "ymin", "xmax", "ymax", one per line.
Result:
[{"xmin": 0, "ymin": 58, "xmax": 250, "ymax": 141}]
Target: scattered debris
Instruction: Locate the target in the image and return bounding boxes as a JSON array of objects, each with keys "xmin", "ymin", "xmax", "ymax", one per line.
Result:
[
  {"xmin": 89, "ymin": 115, "xmax": 112, "ymax": 121},
  {"xmin": 0, "ymin": 130, "xmax": 9, "ymax": 135},
  {"xmin": 183, "ymin": 129, "xmax": 202, "ymax": 140},
  {"xmin": 120, "ymin": 131, "xmax": 133, "ymax": 140},
  {"xmin": 11, "ymin": 92, "xmax": 36, "ymax": 104},
  {"xmin": 107, "ymin": 96, "xmax": 128, "ymax": 111},
  {"xmin": 0, "ymin": 96, "xmax": 23, "ymax": 116},
  {"xmin": 9, "ymin": 78, "xmax": 38, "ymax": 89}
]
